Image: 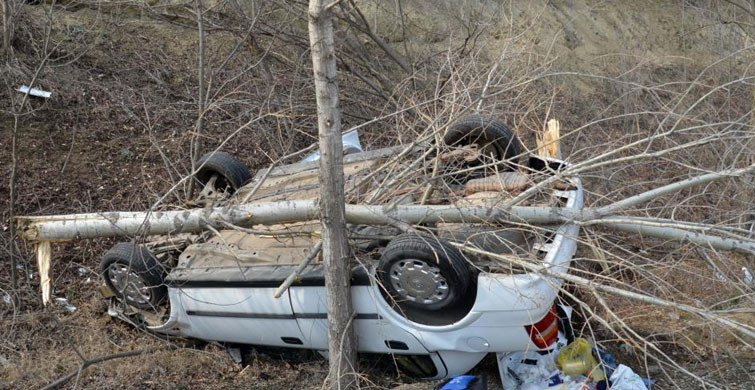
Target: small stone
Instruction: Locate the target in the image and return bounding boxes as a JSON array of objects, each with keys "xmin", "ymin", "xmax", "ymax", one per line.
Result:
[
  {"xmin": 619, "ymin": 343, "xmax": 634, "ymax": 356},
  {"xmin": 226, "ymin": 346, "xmax": 242, "ymax": 364},
  {"xmin": 119, "ymin": 148, "xmax": 136, "ymax": 162}
]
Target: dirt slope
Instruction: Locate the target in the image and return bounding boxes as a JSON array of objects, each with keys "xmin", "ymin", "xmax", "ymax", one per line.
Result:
[{"xmin": 1, "ymin": 1, "xmax": 753, "ymax": 389}]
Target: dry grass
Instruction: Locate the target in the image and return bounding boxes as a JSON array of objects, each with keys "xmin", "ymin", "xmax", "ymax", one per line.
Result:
[{"xmin": 2, "ymin": 1, "xmax": 755, "ymax": 389}]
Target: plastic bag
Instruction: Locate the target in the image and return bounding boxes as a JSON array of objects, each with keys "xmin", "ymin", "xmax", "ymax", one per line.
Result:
[
  {"xmin": 608, "ymin": 365, "xmax": 648, "ymax": 390},
  {"xmin": 498, "ymin": 351, "xmax": 560, "ymax": 390}
]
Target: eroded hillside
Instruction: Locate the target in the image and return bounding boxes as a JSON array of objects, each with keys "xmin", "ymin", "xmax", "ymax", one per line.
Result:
[{"xmin": 1, "ymin": 1, "xmax": 753, "ymax": 389}]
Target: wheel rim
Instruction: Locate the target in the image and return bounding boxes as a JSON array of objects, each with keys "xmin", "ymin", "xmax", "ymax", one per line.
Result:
[
  {"xmin": 107, "ymin": 263, "xmax": 151, "ymax": 305},
  {"xmin": 446, "ymin": 136, "xmax": 507, "ymax": 182},
  {"xmin": 209, "ymin": 173, "xmax": 233, "ymax": 194},
  {"xmin": 389, "ymin": 259, "xmax": 450, "ymax": 305},
  {"xmin": 458, "ymin": 133, "xmax": 505, "ymax": 160},
  {"xmin": 203, "ymin": 174, "xmax": 233, "ymax": 195}
]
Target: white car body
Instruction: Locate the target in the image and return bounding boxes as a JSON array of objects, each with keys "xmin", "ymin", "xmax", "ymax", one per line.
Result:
[{"xmin": 136, "ymin": 147, "xmax": 584, "ymax": 379}]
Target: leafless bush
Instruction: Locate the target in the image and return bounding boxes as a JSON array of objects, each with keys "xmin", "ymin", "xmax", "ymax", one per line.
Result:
[{"xmin": 1, "ymin": 0, "xmax": 754, "ymax": 389}]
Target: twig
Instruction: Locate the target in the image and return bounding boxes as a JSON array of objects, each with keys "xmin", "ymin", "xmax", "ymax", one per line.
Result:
[
  {"xmin": 452, "ymin": 243, "xmax": 755, "ymax": 340},
  {"xmin": 273, "ymin": 240, "xmax": 322, "ymax": 298},
  {"xmin": 596, "ymin": 163, "xmax": 755, "ymax": 216},
  {"xmin": 41, "ymin": 347, "xmax": 168, "ymax": 390}
]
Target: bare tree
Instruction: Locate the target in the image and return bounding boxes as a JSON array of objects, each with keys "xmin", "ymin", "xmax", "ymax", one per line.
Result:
[
  {"xmin": 187, "ymin": 0, "xmax": 206, "ymax": 198},
  {"xmin": 1, "ymin": 0, "xmax": 15, "ymax": 59},
  {"xmin": 308, "ymin": 0, "xmax": 358, "ymax": 388},
  {"xmin": 6, "ymin": 1, "xmax": 755, "ymax": 388}
]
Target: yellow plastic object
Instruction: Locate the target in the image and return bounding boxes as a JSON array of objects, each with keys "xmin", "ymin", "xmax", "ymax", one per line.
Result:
[{"xmin": 557, "ymin": 338, "xmax": 606, "ymax": 382}]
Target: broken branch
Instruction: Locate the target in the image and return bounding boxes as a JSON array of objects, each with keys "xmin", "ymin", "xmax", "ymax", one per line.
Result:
[
  {"xmin": 40, "ymin": 347, "xmax": 168, "ymax": 390},
  {"xmin": 452, "ymin": 244, "xmax": 755, "ymax": 340},
  {"xmin": 273, "ymin": 240, "xmax": 323, "ymax": 298}
]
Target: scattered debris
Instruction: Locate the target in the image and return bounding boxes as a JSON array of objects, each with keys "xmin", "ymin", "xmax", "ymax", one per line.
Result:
[
  {"xmin": 301, "ymin": 129, "xmax": 362, "ymax": 162},
  {"xmin": 743, "ymin": 267, "xmax": 753, "ymax": 284},
  {"xmin": 226, "ymin": 345, "xmax": 242, "ymax": 364},
  {"xmin": 498, "ymin": 349, "xmax": 561, "ymax": 390},
  {"xmin": 17, "ymin": 85, "xmax": 52, "ymax": 98},
  {"xmin": 609, "ymin": 365, "xmax": 649, "ymax": 390},
  {"xmin": 498, "ymin": 338, "xmax": 653, "ymax": 390},
  {"xmin": 618, "ymin": 344, "xmax": 634, "ymax": 356},
  {"xmin": 53, "ymin": 297, "xmax": 77, "ymax": 313},
  {"xmin": 437, "ymin": 374, "xmax": 487, "ymax": 389}
]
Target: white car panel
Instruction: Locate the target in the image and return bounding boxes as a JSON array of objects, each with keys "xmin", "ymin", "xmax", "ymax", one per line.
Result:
[
  {"xmin": 176, "ymin": 287, "xmax": 306, "ymax": 348},
  {"xmin": 290, "ymin": 285, "xmax": 430, "ymax": 354}
]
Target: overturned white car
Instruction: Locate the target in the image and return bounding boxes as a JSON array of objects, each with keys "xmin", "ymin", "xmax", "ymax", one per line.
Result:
[{"xmin": 20, "ymin": 115, "xmax": 584, "ymax": 379}]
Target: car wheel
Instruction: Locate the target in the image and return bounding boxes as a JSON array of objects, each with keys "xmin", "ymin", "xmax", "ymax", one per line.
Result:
[
  {"xmin": 195, "ymin": 151, "xmax": 251, "ymax": 195},
  {"xmin": 443, "ymin": 114, "xmax": 523, "ymax": 178},
  {"xmin": 378, "ymin": 234, "xmax": 471, "ymax": 311},
  {"xmin": 100, "ymin": 243, "xmax": 167, "ymax": 310}
]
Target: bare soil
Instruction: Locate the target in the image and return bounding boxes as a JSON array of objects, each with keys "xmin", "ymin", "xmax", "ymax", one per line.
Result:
[{"xmin": 2, "ymin": 1, "xmax": 754, "ymax": 389}]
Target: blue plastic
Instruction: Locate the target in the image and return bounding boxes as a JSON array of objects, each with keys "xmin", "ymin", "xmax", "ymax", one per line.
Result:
[
  {"xmin": 594, "ymin": 347, "xmax": 655, "ymax": 389},
  {"xmin": 439, "ymin": 375, "xmax": 477, "ymax": 390}
]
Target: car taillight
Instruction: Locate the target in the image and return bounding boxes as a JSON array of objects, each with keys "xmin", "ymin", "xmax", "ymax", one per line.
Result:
[{"xmin": 525, "ymin": 305, "xmax": 559, "ymax": 349}]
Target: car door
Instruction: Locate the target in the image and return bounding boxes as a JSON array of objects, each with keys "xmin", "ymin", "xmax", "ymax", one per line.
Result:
[
  {"xmin": 289, "ymin": 283, "xmax": 429, "ymax": 355},
  {"xmin": 177, "ymin": 285, "xmax": 308, "ymax": 348}
]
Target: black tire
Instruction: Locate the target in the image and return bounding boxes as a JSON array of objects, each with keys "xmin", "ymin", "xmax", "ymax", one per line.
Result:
[
  {"xmin": 378, "ymin": 234, "xmax": 471, "ymax": 311},
  {"xmin": 443, "ymin": 114, "xmax": 523, "ymax": 171},
  {"xmin": 195, "ymin": 151, "xmax": 251, "ymax": 193},
  {"xmin": 100, "ymin": 243, "xmax": 167, "ymax": 310}
]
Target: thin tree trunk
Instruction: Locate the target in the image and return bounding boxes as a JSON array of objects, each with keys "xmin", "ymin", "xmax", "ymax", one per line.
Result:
[
  {"xmin": 188, "ymin": 0, "xmax": 205, "ymax": 198},
  {"xmin": 308, "ymin": 0, "xmax": 358, "ymax": 388},
  {"xmin": 744, "ymin": 85, "xmax": 755, "ymax": 234},
  {"xmin": 2, "ymin": 0, "xmax": 12, "ymax": 60},
  {"xmin": 8, "ymin": 113, "xmax": 19, "ymax": 298},
  {"xmin": 8, "ymin": 5, "xmax": 56, "ymax": 306}
]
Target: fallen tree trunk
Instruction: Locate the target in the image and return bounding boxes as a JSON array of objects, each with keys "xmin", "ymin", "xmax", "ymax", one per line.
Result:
[{"xmin": 16, "ymin": 201, "xmax": 755, "ymax": 255}]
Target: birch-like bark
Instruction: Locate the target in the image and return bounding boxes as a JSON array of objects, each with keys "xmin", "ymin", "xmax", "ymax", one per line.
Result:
[
  {"xmin": 596, "ymin": 163, "xmax": 755, "ymax": 216},
  {"xmin": 454, "ymin": 244, "xmax": 755, "ymax": 340},
  {"xmin": 308, "ymin": 0, "xmax": 358, "ymax": 388},
  {"xmin": 17, "ymin": 202, "xmax": 755, "ymax": 255}
]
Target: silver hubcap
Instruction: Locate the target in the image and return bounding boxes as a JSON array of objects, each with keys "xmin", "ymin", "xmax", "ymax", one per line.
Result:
[
  {"xmin": 107, "ymin": 264, "xmax": 151, "ymax": 305},
  {"xmin": 389, "ymin": 259, "xmax": 449, "ymax": 305}
]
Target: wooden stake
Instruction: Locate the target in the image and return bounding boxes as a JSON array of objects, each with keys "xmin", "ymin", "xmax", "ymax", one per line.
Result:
[
  {"xmin": 37, "ymin": 241, "xmax": 52, "ymax": 305},
  {"xmin": 537, "ymin": 119, "xmax": 561, "ymax": 159}
]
